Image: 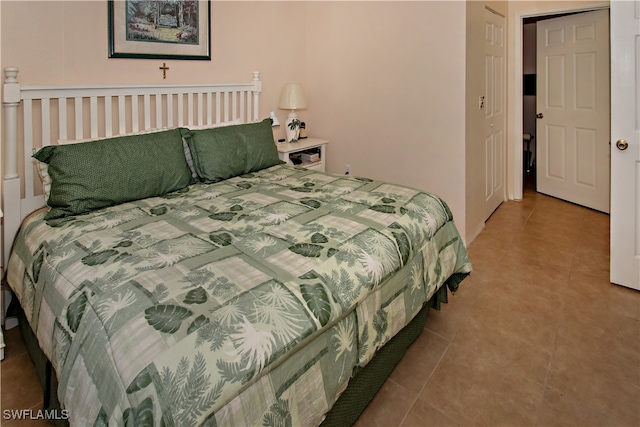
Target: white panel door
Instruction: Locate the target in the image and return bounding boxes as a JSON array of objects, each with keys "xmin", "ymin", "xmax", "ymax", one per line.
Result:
[
  {"xmin": 484, "ymin": 8, "xmax": 506, "ymax": 219},
  {"xmin": 610, "ymin": 1, "xmax": 640, "ymax": 290},
  {"xmin": 536, "ymin": 10, "xmax": 610, "ymax": 212}
]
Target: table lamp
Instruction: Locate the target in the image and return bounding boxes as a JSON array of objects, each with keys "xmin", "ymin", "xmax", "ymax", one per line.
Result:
[{"xmin": 278, "ymin": 83, "xmax": 307, "ymax": 142}]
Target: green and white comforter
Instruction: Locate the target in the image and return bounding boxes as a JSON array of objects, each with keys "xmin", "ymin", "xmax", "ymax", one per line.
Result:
[{"xmin": 7, "ymin": 165, "xmax": 471, "ymax": 426}]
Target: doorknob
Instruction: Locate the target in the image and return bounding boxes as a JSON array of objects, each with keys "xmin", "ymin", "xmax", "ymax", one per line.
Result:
[
  {"xmin": 616, "ymin": 139, "xmax": 629, "ymax": 150},
  {"xmin": 536, "ymin": 113, "xmax": 544, "ymax": 119}
]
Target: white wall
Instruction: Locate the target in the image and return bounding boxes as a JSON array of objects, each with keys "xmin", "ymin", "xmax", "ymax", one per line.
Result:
[{"xmin": 304, "ymin": 1, "xmax": 468, "ymax": 239}]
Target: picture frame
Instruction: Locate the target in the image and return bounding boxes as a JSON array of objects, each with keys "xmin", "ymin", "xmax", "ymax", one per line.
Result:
[{"xmin": 108, "ymin": 0, "xmax": 211, "ymax": 60}]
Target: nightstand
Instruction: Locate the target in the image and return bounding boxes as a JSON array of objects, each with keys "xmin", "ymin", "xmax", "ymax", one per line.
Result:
[{"xmin": 277, "ymin": 138, "xmax": 328, "ymax": 172}]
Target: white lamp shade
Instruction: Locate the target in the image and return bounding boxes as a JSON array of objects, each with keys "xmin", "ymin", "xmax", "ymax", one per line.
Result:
[{"xmin": 278, "ymin": 83, "xmax": 307, "ymax": 110}]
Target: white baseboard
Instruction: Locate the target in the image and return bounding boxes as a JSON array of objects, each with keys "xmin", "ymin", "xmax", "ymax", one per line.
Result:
[{"xmin": 465, "ymin": 222, "xmax": 485, "ymax": 247}]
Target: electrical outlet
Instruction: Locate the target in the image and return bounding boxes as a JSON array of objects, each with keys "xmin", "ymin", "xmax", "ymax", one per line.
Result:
[
  {"xmin": 345, "ymin": 164, "xmax": 351, "ymax": 175},
  {"xmin": 479, "ymin": 95, "xmax": 485, "ymax": 110}
]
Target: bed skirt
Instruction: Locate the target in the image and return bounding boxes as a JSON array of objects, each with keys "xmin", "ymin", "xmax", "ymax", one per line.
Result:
[{"xmin": 9, "ymin": 272, "xmax": 463, "ymax": 427}]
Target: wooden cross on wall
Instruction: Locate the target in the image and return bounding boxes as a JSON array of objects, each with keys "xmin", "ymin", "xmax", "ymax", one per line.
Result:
[{"xmin": 159, "ymin": 62, "xmax": 170, "ymax": 79}]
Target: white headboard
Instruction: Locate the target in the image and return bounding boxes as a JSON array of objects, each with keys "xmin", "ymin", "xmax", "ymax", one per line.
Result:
[{"xmin": 2, "ymin": 67, "xmax": 262, "ymax": 268}]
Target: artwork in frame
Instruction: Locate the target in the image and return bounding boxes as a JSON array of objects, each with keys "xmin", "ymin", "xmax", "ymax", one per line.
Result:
[{"xmin": 108, "ymin": 0, "xmax": 211, "ymax": 60}]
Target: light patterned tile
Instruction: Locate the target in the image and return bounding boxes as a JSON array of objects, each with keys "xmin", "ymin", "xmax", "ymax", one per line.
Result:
[
  {"xmin": 546, "ymin": 334, "xmax": 640, "ymax": 426},
  {"xmin": 389, "ymin": 330, "xmax": 449, "ymax": 394},
  {"xmin": 535, "ymin": 388, "xmax": 621, "ymax": 427},
  {"xmin": 401, "ymin": 399, "xmax": 462, "ymax": 427},
  {"xmin": 424, "ymin": 295, "xmax": 475, "ymax": 342},
  {"xmin": 419, "ymin": 343, "xmax": 546, "ymax": 426},
  {"xmin": 354, "ymin": 378, "xmax": 416, "ymax": 427},
  {"xmin": 1, "ymin": 353, "xmax": 43, "ymax": 412},
  {"xmin": 452, "ymin": 287, "xmax": 559, "ymax": 385}
]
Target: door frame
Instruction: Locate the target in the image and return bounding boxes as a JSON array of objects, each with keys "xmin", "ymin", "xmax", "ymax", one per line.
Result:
[{"xmin": 508, "ymin": 2, "xmax": 609, "ymax": 201}]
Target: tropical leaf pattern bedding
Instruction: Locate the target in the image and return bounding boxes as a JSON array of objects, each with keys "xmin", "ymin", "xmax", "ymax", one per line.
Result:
[{"xmin": 7, "ymin": 164, "xmax": 471, "ymax": 426}]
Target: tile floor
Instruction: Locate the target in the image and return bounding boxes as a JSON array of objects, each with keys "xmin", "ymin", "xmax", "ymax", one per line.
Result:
[{"xmin": 2, "ymin": 184, "xmax": 639, "ymax": 426}]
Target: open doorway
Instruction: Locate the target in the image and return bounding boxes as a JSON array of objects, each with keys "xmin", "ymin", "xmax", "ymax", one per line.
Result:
[
  {"xmin": 510, "ymin": 3, "xmax": 610, "ymax": 202},
  {"xmin": 522, "ymin": 19, "xmax": 537, "ymax": 193},
  {"xmin": 520, "ymin": 10, "xmax": 610, "ymax": 213},
  {"xmin": 521, "ymin": 13, "xmax": 579, "ymax": 193}
]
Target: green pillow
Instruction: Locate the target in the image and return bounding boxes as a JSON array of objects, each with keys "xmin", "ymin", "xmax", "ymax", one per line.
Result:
[
  {"xmin": 181, "ymin": 119, "xmax": 283, "ymax": 182},
  {"xmin": 33, "ymin": 128, "xmax": 193, "ymax": 219}
]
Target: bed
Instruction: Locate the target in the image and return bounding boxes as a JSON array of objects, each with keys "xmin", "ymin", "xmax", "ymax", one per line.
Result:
[{"xmin": 1, "ymin": 67, "xmax": 471, "ymax": 426}]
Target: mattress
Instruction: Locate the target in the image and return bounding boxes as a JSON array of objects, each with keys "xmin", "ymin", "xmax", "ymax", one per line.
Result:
[{"xmin": 6, "ymin": 164, "xmax": 471, "ymax": 426}]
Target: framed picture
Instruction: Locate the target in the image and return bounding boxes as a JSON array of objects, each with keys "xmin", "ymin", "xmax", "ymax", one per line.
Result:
[{"xmin": 108, "ymin": 0, "xmax": 211, "ymax": 60}]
